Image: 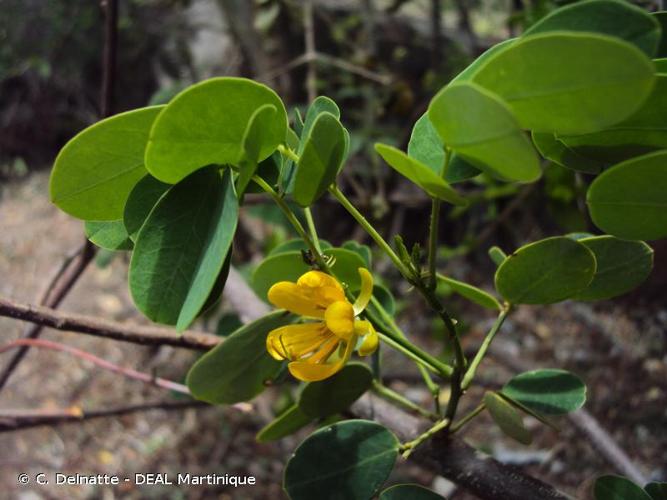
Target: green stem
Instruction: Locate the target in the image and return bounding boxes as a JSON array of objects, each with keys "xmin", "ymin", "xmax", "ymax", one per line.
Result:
[
  {"xmin": 372, "ymin": 381, "xmax": 438, "ymax": 421},
  {"xmin": 376, "ymin": 331, "xmax": 451, "ymax": 378},
  {"xmin": 426, "ymin": 149, "xmax": 450, "ymax": 290},
  {"xmin": 252, "ymin": 175, "xmax": 327, "ymax": 270},
  {"xmin": 303, "ymin": 207, "xmax": 322, "ymax": 254},
  {"xmin": 254, "ymin": 176, "xmax": 452, "ymax": 380},
  {"xmin": 328, "ymin": 185, "xmax": 412, "ymax": 279},
  {"xmin": 370, "ymin": 295, "xmax": 443, "ymax": 413},
  {"xmin": 461, "ymin": 307, "xmax": 511, "ymax": 391},
  {"xmin": 401, "ymin": 417, "xmax": 451, "ymax": 459},
  {"xmin": 277, "ymin": 144, "xmax": 300, "ymax": 163},
  {"xmin": 449, "ymin": 403, "xmax": 485, "ymax": 434}
]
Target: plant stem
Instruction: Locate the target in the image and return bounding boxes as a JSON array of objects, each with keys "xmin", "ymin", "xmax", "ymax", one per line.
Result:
[
  {"xmin": 401, "ymin": 417, "xmax": 451, "ymax": 458},
  {"xmin": 277, "ymin": 144, "xmax": 300, "ymax": 163},
  {"xmin": 329, "ymin": 185, "xmax": 413, "ymax": 279},
  {"xmin": 461, "ymin": 307, "xmax": 511, "ymax": 391},
  {"xmin": 303, "ymin": 207, "xmax": 322, "ymax": 254},
  {"xmin": 370, "ymin": 296, "xmax": 443, "ymax": 413},
  {"xmin": 254, "ymin": 176, "xmax": 452, "ymax": 379},
  {"xmin": 427, "ymin": 148, "xmax": 450, "ymax": 290},
  {"xmin": 251, "ymin": 175, "xmax": 327, "ymax": 270},
  {"xmin": 372, "ymin": 381, "xmax": 438, "ymax": 421},
  {"xmin": 450, "ymin": 403, "xmax": 485, "ymax": 434}
]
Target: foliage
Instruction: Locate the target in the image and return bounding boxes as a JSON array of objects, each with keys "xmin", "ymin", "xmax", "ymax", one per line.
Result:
[{"xmin": 48, "ymin": 2, "xmax": 667, "ymax": 497}]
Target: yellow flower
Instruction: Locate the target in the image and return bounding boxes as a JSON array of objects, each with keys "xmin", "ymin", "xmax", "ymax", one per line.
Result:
[{"xmin": 266, "ymin": 268, "xmax": 379, "ymax": 382}]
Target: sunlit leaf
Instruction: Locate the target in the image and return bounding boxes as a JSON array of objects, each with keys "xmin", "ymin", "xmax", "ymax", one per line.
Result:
[{"xmin": 502, "ymin": 369, "xmax": 586, "ymax": 415}]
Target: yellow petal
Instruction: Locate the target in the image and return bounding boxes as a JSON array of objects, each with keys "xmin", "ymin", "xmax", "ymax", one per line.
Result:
[
  {"xmin": 355, "ymin": 320, "xmax": 379, "ymax": 356},
  {"xmin": 324, "ymin": 300, "xmax": 355, "ymax": 339},
  {"xmin": 288, "ymin": 334, "xmax": 357, "ymax": 382},
  {"xmin": 266, "ymin": 322, "xmax": 332, "ymax": 360},
  {"xmin": 353, "ymin": 268, "xmax": 374, "ymax": 315},
  {"xmin": 297, "ymin": 271, "xmax": 346, "ymax": 308},
  {"xmin": 267, "ymin": 282, "xmax": 326, "ymax": 318},
  {"xmin": 297, "ymin": 270, "xmax": 343, "ymax": 291}
]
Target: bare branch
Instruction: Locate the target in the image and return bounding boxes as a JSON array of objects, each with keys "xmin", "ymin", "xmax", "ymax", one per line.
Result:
[
  {"xmin": 0, "ymin": 296, "xmax": 221, "ymax": 350},
  {"xmin": 0, "ymin": 400, "xmax": 208, "ymax": 433}
]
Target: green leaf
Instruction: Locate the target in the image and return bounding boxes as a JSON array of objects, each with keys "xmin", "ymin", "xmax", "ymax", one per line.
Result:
[
  {"xmin": 50, "ymin": 106, "xmax": 162, "ymax": 220},
  {"xmin": 653, "ymin": 12, "xmax": 667, "ymax": 58},
  {"xmin": 236, "ymin": 103, "xmax": 279, "ymax": 195},
  {"xmin": 523, "ymin": 0, "xmax": 660, "ymax": 57},
  {"xmin": 594, "ymin": 475, "xmax": 653, "ymax": 500},
  {"xmin": 293, "ymin": 112, "xmax": 347, "ymax": 206},
  {"xmin": 252, "ymin": 248, "xmax": 366, "ymax": 300},
  {"xmin": 374, "ymin": 144, "xmax": 467, "ymax": 205},
  {"xmin": 342, "ymin": 240, "xmax": 372, "ymax": 267},
  {"xmin": 472, "ymin": 32, "xmax": 655, "ymax": 135},
  {"xmin": 129, "ymin": 168, "xmax": 238, "ymax": 330},
  {"xmin": 531, "ymin": 132, "xmax": 603, "ymax": 174},
  {"xmin": 256, "ymin": 404, "xmax": 313, "ymax": 443},
  {"xmin": 299, "ymin": 96, "xmax": 341, "ymax": 148},
  {"xmin": 645, "ymin": 482, "xmax": 667, "ymax": 500},
  {"xmin": 502, "ymin": 369, "xmax": 586, "ymax": 415},
  {"xmin": 428, "ymin": 82, "xmax": 541, "ymax": 183},
  {"xmin": 437, "ymin": 275, "xmax": 501, "ymax": 310},
  {"xmin": 407, "ymin": 114, "xmax": 481, "ymax": 184},
  {"xmin": 284, "ymin": 420, "xmax": 399, "ymax": 500},
  {"xmin": 186, "ymin": 310, "xmax": 292, "ymax": 404},
  {"xmin": 123, "ymin": 174, "xmax": 171, "ymax": 241},
  {"xmin": 495, "ymin": 236, "xmax": 596, "ymax": 304},
  {"xmin": 84, "ymin": 220, "xmax": 133, "ymax": 251},
  {"xmin": 145, "ymin": 77, "xmax": 287, "ymax": 183},
  {"xmin": 656, "ymin": 58, "xmax": 667, "ymax": 73},
  {"xmin": 573, "ymin": 236, "xmax": 653, "ymax": 301},
  {"xmin": 298, "ymin": 363, "xmax": 373, "ymax": 418},
  {"xmin": 379, "ymin": 484, "xmax": 446, "ymax": 500},
  {"xmin": 483, "ymin": 391, "xmax": 532, "ymax": 445},
  {"xmin": 587, "ymin": 150, "xmax": 667, "ymax": 241},
  {"xmin": 450, "ymin": 38, "xmax": 515, "ymax": 84},
  {"xmin": 559, "ymin": 76, "xmax": 667, "ymax": 164},
  {"xmin": 200, "ymin": 251, "xmax": 233, "ymax": 315}
]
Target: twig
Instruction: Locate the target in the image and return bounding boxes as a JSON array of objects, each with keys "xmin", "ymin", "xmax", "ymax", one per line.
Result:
[
  {"xmin": 0, "ymin": 0, "xmax": 119, "ymax": 391},
  {"xmin": 0, "ymin": 296, "xmax": 221, "ymax": 350},
  {"xmin": 0, "ymin": 400, "xmax": 208, "ymax": 433},
  {"xmin": 0, "ymin": 338, "xmax": 191, "ymax": 395}
]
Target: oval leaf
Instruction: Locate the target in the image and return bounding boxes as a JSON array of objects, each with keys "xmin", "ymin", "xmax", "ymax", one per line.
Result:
[
  {"xmin": 654, "ymin": 11, "xmax": 667, "ymax": 57},
  {"xmin": 298, "ymin": 362, "xmax": 373, "ymax": 418},
  {"xmin": 495, "ymin": 236, "xmax": 596, "ymax": 304},
  {"xmin": 594, "ymin": 475, "xmax": 653, "ymax": 500},
  {"xmin": 502, "ymin": 369, "xmax": 586, "ymax": 415},
  {"xmin": 252, "ymin": 248, "xmax": 366, "ymax": 301},
  {"xmin": 375, "ymin": 144, "xmax": 467, "ymax": 205},
  {"xmin": 379, "ymin": 484, "xmax": 446, "ymax": 500},
  {"xmin": 559, "ymin": 76, "xmax": 667, "ymax": 164},
  {"xmin": 146, "ymin": 77, "xmax": 287, "ymax": 183},
  {"xmin": 123, "ymin": 174, "xmax": 171, "ymax": 241},
  {"xmin": 484, "ymin": 391, "xmax": 532, "ymax": 445},
  {"xmin": 587, "ymin": 150, "xmax": 667, "ymax": 241},
  {"xmin": 84, "ymin": 220, "xmax": 133, "ymax": 251},
  {"xmin": 284, "ymin": 420, "xmax": 399, "ymax": 500},
  {"xmin": 129, "ymin": 168, "xmax": 238, "ymax": 330},
  {"xmin": 472, "ymin": 32, "xmax": 655, "ymax": 135},
  {"xmin": 50, "ymin": 106, "xmax": 162, "ymax": 220},
  {"xmin": 428, "ymin": 82, "xmax": 541, "ymax": 183},
  {"xmin": 531, "ymin": 132, "xmax": 603, "ymax": 174},
  {"xmin": 186, "ymin": 310, "xmax": 292, "ymax": 404},
  {"xmin": 523, "ymin": 0, "xmax": 660, "ymax": 57},
  {"xmin": 408, "ymin": 114, "xmax": 481, "ymax": 184},
  {"xmin": 573, "ymin": 236, "xmax": 653, "ymax": 301},
  {"xmin": 294, "ymin": 112, "xmax": 347, "ymax": 207},
  {"xmin": 437, "ymin": 274, "xmax": 501, "ymax": 310},
  {"xmin": 256, "ymin": 404, "xmax": 313, "ymax": 443}
]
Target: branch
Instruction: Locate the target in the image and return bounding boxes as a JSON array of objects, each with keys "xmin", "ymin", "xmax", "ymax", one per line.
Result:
[
  {"xmin": 351, "ymin": 395, "xmax": 572, "ymax": 500},
  {"xmin": 0, "ymin": 296, "xmax": 221, "ymax": 350},
  {"xmin": 0, "ymin": 0, "xmax": 120, "ymax": 390},
  {"xmin": 0, "ymin": 400, "xmax": 207, "ymax": 433}
]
